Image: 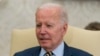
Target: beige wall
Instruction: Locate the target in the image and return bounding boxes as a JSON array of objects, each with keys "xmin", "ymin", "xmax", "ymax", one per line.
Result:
[{"xmin": 0, "ymin": 0, "xmax": 100, "ymax": 56}]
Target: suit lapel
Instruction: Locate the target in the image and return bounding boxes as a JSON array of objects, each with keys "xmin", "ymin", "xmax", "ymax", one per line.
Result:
[
  {"xmin": 31, "ymin": 46, "xmax": 41, "ymax": 56},
  {"xmin": 63, "ymin": 42, "xmax": 72, "ymax": 56}
]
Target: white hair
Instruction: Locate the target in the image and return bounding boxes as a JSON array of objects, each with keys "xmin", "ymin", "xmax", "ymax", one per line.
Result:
[
  {"xmin": 39, "ymin": 3, "xmax": 62, "ymax": 9},
  {"xmin": 36, "ymin": 3, "xmax": 68, "ymax": 24}
]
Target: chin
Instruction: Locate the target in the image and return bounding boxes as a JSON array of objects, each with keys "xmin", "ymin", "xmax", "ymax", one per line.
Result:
[
  {"xmin": 40, "ymin": 44, "xmax": 51, "ymax": 49},
  {"xmin": 39, "ymin": 41, "xmax": 52, "ymax": 48}
]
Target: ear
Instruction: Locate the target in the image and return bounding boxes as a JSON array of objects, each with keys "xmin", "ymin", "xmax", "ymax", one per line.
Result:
[{"xmin": 63, "ymin": 24, "xmax": 68, "ymax": 35}]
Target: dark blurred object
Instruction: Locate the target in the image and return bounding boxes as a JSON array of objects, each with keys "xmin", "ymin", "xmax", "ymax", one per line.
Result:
[{"xmin": 85, "ymin": 22, "xmax": 100, "ymax": 31}]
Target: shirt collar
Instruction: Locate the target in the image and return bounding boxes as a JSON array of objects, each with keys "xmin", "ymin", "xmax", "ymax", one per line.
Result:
[
  {"xmin": 39, "ymin": 41, "xmax": 64, "ymax": 56},
  {"xmin": 39, "ymin": 48, "xmax": 46, "ymax": 56},
  {"xmin": 53, "ymin": 41, "xmax": 64, "ymax": 56}
]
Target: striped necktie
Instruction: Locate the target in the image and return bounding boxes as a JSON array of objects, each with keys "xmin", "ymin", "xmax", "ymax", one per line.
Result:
[{"xmin": 45, "ymin": 52, "xmax": 53, "ymax": 56}]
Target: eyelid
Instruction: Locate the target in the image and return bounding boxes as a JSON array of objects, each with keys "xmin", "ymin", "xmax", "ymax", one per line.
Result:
[
  {"xmin": 36, "ymin": 23, "xmax": 41, "ymax": 27},
  {"xmin": 47, "ymin": 24, "xmax": 52, "ymax": 26},
  {"xmin": 46, "ymin": 24, "xmax": 54, "ymax": 27}
]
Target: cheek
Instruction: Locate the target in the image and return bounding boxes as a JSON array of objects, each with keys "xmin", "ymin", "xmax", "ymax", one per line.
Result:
[
  {"xmin": 36, "ymin": 30, "xmax": 38, "ymax": 36},
  {"xmin": 55, "ymin": 28, "xmax": 63, "ymax": 36},
  {"xmin": 51, "ymin": 29, "xmax": 63, "ymax": 41},
  {"xmin": 36, "ymin": 29, "xmax": 41, "ymax": 35}
]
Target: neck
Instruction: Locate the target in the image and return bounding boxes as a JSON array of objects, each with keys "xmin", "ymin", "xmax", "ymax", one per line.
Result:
[{"xmin": 44, "ymin": 41, "xmax": 63, "ymax": 52}]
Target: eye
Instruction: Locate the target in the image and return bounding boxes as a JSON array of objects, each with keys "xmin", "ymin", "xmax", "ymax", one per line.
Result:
[
  {"xmin": 36, "ymin": 24, "xmax": 41, "ymax": 28},
  {"xmin": 46, "ymin": 24, "xmax": 52, "ymax": 28}
]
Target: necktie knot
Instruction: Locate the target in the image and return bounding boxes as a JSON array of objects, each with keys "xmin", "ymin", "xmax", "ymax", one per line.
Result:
[{"xmin": 45, "ymin": 51, "xmax": 53, "ymax": 56}]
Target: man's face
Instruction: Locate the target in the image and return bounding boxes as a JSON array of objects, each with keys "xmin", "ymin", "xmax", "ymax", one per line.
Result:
[{"xmin": 36, "ymin": 8, "xmax": 67, "ymax": 50}]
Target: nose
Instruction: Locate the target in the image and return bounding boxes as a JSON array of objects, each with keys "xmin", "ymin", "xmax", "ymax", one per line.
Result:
[{"xmin": 40, "ymin": 25, "xmax": 46, "ymax": 35}]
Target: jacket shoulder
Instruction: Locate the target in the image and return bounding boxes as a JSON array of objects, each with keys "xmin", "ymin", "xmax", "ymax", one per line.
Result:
[
  {"xmin": 14, "ymin": 46, "xmax": 40, "ymax": 56},
  {"xmin": 69, "ymin": 47, "xmax": 93, "ymax": 56}
]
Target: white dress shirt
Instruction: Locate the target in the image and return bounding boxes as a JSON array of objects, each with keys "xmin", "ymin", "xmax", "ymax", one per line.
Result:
[{"xmin": 39, "ymin": 41, "xmax": 64, "ymax": 56}]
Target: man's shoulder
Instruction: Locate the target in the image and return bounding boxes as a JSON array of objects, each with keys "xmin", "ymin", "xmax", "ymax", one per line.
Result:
[
  {"xmin": 68, "ymin": 47, "xmax": 93, "ymax": 56},
  {"xmin": 14, "ymin": 46, "xmax": 41, "ymax": 56}
]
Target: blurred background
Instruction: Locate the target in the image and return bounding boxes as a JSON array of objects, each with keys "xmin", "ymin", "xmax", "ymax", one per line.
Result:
[{"xmin": 0, "ymin": 0, "xmax": 100, "ymax": 56}]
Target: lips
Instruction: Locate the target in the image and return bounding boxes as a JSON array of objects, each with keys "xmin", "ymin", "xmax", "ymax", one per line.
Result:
[
  {"xmin": 39, "ymin": 37, "xmax": 50, "ymax": 44},
  {"xmin": 39, "ymin": 37, "xmax": 50, "ymax": 40}
]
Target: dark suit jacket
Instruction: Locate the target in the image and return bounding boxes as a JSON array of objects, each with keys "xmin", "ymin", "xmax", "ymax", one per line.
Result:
[{"xmin": 14, "ymin": 43, "xmax": 92, "ymax": 56}]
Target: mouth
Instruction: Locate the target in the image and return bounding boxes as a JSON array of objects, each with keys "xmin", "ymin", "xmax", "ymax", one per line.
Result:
[
  {"xmin": 39, "ymin": 38, "xmax": 50, "ymax": 40},
  {"xmin": 39, "ymin": 38, "xmax": 50, "ymax": 44},
  {"xmin": 37, "ymin": 35, "xmax": 51, "ymax": 43}
]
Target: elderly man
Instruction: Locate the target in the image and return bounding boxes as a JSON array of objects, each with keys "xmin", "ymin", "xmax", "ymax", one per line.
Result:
[{"xmin": 14, "ymin": 3, "xmax": 92, "ymax": 56}]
